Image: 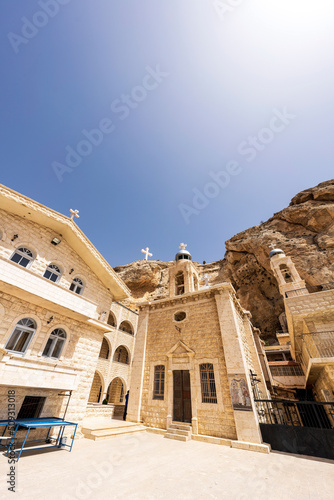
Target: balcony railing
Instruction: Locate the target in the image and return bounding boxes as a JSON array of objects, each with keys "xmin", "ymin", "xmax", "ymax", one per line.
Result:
[
  {"xmin": 285, "ymin": 282, "xmax": 334, "ymax": 298},
  {"xmin": 270, "ymin": 365, "xmax": 304, "ymax": 377}
]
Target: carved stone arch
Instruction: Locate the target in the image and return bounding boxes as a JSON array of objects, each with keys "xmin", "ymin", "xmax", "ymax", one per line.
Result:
[
  {"xmin": 88, "ymin": 370, "xmax": 105, "ymax": 403},
  {"xmin": 107, "ymin": 377, "xmax": 126, "ymax": 404},
  {"xmin": 113, "ymin": 345, "xmax": 130, "ymax": 364}
]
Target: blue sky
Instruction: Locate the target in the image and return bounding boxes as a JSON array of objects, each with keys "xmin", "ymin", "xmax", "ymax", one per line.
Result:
[{"xmin": 1, "ymin": 1, "xmax": 334, "ymax": 266}]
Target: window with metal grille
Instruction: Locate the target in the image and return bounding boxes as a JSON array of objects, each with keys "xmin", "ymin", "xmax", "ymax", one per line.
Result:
[
  {"xmin": 5, "ymin": 318, "xmax": 37, "ymax": 354},
  {"xmin": 70, "ymin": 277, "xmax": 84, "ymax": 295},
  {"xmin": 43, "ymin": 263, "xmax": 62, "ymax": 283},
  {"xmin": 10, "ymin": 247, "xmax": 34, "ymax": 268},
  {"xmin": 17, "ymin": 396, "xmax": 46, "ymax": 419},
  {"xmin": 200, "ymin": 364, "xmax": 217, "ymax": 403},
  {"xmin": 153, "ymin": 365, "xmax": 165, "ymax": 400},
  {"xmin": 42, "ymin": 328, "xmax": 66, "ymax": 359}
]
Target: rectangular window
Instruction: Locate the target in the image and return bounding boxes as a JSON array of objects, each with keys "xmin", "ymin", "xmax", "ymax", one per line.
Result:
[
  {"xmin": 200, "ymin": 364, "xmax": 217, "ymax": 403},
  {"xmin": 153, "ymin": 365, "xmax": 165, "ymax": 400},
  {"xmin": 17, "ymin": 396, "xmax": 46, "ymax": 419}
]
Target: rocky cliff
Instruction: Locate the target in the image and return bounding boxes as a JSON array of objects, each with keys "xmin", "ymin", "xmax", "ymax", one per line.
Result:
[{"xmin": 114, "ymin": 180, "xmax": 334, "ymax": 342}]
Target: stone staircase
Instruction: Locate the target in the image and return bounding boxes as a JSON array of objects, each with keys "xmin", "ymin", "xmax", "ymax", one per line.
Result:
[
  {"xmin": 82, "ymin": 418, "xmax": 146, "ymax": 441},
  {"xmin": 164, "ymin": 422, "xmax": 192, "ymax": 442}
]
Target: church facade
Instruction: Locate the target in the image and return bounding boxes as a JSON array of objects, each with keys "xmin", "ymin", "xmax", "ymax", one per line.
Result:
[{"xmin": 127, "ymin": 245, "xmax": 270, "ymax": 448}]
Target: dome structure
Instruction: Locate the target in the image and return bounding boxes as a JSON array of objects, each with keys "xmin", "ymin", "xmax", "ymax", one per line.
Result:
[
  {"xmin": 269, "ymin": 248, "xmax": 285, "ymax": 258},
  {"xmin": 175, "ymin": 243, "xmax": 192, "ymax": 261}
]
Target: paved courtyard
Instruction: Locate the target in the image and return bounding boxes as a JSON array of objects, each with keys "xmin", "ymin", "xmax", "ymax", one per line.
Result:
[{"xmin": 0, "ymin": 432, "xmax": 333, "ymax": 500}]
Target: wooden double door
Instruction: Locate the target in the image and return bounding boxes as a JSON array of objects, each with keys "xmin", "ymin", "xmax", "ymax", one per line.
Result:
[{"xmin": 173, "ymin": 370, "xmax": 192, "ymax": 423}]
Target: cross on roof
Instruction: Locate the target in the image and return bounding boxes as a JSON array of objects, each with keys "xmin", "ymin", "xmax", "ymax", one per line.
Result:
[
  {"xmin": 69, "ymin": 209, "xmax": 80, "ymax": 221},
  {"xmin": 179, "ymin": 243, "xmax": 187, "ymax": 250},
  {"xmin": 141, "ymin": 247, "xmax": 153, "ymax": 260},
  {"xmin": 269, "ymin": 243, "xmax": 277, "ymax": 250}
]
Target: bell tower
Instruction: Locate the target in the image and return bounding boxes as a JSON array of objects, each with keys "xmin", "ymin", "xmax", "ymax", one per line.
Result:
[
  {"xmin": 169, "ymin": 244, "xmax": 199, "ymax": 298},
  {"xmin": 269, "ymin": 245, "xmax": 308, "ymax": 297}
]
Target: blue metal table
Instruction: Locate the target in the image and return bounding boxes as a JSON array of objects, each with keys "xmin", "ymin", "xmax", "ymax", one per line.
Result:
[{"xmin": 0, "ymin": 417, "xmax": 77, "ymax": 461}]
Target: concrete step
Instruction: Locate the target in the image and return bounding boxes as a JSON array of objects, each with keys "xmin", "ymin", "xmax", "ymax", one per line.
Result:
[
  {"xmin": 164, "ymin": 432, "xmax": 191, "ymax": 442},
  {"xmin": 170, "ymin": 423, "xmax": 192, "ymax": 431},
  {"xmin": 82, "ymin": 424, "xmax": 146, "ymax": 441},
  {"xmin": 166, "ymin": 428, "xmax": 191, "ymax": 437}
]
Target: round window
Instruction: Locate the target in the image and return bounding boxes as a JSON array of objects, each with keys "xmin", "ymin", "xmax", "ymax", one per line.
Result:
[{"xmin": 174, "ymin": 312, "xmax": 186, "ymax": 322}]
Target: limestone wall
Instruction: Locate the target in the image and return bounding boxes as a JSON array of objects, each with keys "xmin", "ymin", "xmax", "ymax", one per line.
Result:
[
  {"xmin": 139, "ymin": 296, "xmax": 237, "ymax": 439},
  {"xmin": 0, "ymin": 290, "xmax": 104, "ymax": 429},
  {"xmin": 0, "ymin": 208, "xmax": 113, "ymax": 313}
]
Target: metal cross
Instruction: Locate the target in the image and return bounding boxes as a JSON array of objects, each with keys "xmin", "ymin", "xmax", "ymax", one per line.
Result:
[
  {"xmin": 141, "ymin": 247, "xmax": 153, "ymax": 260},
  {"xmin": 69, "ymin": 209, "xmax": 80, "ymax": 221},
  {"xmin": 269, "ymin": 243, "xmax": 277, "ymax": 250},
  {"xmin": 179, "ymin": 243, "xmax": 187, "ymax": 250}
]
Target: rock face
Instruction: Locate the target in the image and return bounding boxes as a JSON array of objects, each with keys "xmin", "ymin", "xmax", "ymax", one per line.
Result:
[{"xmin": 114, "ymin": 180, "xmax": 334, "ymax": 342}]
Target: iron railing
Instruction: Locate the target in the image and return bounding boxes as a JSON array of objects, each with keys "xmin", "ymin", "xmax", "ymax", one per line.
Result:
[
  {"xmin": 285, "ymin": 282, "xmax": 334, "ymax": 298},
  {"xmin": 255, "ymin": 399, "xmax": 334, "ymax": 429},
  {"xmin": 270, "ymin": 365, "xmax": 305, "ymax": 377}
]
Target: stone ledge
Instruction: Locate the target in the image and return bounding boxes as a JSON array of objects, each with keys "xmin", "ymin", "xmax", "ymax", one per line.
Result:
[
  {"xmin": 145, "ymin": 427, "xmax": 166, "ymax": 436},
  {"xmin": 192, "ymin": 434, "xmax": 231, "ymax": 447},
  {"xmin": 231, "ymin": 440, "xmax": 271, "ymax": 454}
]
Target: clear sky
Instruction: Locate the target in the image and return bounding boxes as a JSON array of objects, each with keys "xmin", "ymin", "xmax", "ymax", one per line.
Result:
[{"xmin": 1, "ymin": 1, "xmax": 334, "ymax": 266}]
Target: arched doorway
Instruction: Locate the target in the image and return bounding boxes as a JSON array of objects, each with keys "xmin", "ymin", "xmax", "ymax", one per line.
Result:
[
  {"xmin": 107, "ymin": 378, "xmax": 125, "ymax": 404},
  {"xmin": 88, "ymin": 371, "xmax": 103, "ymax": 403}
]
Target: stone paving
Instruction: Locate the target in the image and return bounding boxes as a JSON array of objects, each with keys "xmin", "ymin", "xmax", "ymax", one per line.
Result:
[{"xmin": 0, "ymin": 432, "xmax": 333, "ymax": 500}]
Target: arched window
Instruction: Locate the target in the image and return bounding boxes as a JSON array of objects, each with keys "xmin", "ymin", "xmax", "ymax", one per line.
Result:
[
  {"xmin": 99, "ymin": 338, "xmax": 110, "ymax": 359},
  {"xmin": 153, "ymin": 365, "xmax": 165, "ymax": 400},
  {"xmin": 5, "ymin": 318, "xmax": 37, "ymax": 354},
  {"xmin": 42, "ymin": 328, "xmax": 66, "ymax": 359},
  {"xmin": 107, "ymin": 378, "xmax": 125, "ymax": 404},
  {"xmin": 113, "ymin": 346, "xmax": 129, "ymax": 364},
  {"xmin": 119, "ymin": 321, "xmax": 133, "ymax": 335},
  {"xmin": 175, "ymin": 271, "xmax": 185, "ymax": 296},
  {"xmin": 43, "ymin": 264, "xmax": 62, "ymax": 283},
  {"xmin": 279, "ymin": 264, "xmax": 293, "ymax": 283},
  {"xmin": 70, "ymin": 277, "xmax": 84, "ymax": 295},
  {"xmin": 200, "ymin": 364, "xmax": 217, "ymax": 403},
  {"xmin": 107, "ymin": 312, "xmax": 116, "ymax": 327},
  {"xmin": 10, "ymin": 247, "xmax": 34, "ymax": 268}
]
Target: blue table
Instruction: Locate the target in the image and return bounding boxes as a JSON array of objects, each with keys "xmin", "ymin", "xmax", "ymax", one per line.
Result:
[{"xmin": 0, "ymin": 417, "xmax": 78, "ymax": 461}]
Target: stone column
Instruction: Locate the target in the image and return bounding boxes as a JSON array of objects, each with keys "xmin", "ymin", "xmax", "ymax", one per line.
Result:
[
  {"xmin": 242, "ymin": 315, "xmax": 270, "ymax": 400},
  {"xmin": 215, "ymin": 290, "xmax": 263, "ymax": 444},
  {"xmin": 126, "ymin": 307, "xmax": 149, "ymax": 423}
]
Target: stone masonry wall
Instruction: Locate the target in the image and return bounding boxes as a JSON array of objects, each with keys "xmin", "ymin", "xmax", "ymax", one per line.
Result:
[
  {"xmin": 141, "ymin": 297, "xmax": 237, "ymax": 439},
  {"xmin": 0, "ymin": 208, "xmax": 113, "ymax": 313}
]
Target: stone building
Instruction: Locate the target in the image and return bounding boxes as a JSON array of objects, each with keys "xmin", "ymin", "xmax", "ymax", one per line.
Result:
[
  {"xmin": 127, "ymin": 244, "xmax": 270, "ymax": 449},
  {"xmin": 0, "ymin": 184, "xmax": 134, "ymax": 432},
  {"xmin": 86, "ymin": 301, "xmax": 138, "ymax": 419},
  {"xmin": 269, "ymin": 246, "xmax": 334, "ymax": 401}
]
